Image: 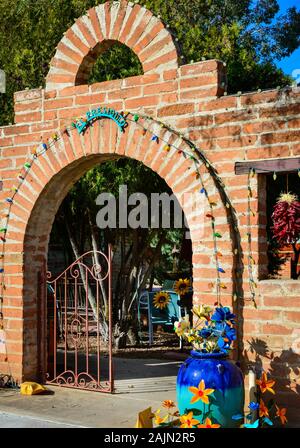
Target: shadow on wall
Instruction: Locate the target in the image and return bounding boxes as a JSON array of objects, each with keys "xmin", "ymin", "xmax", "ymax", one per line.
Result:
[{"xmin": 243, "ymin": 338, "xmax": 300, "ymax": 427}]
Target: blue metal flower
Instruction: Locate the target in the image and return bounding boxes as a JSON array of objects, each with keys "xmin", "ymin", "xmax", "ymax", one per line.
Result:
[
  {"xmin": 217, "ymin": 336, "xmax": 230, "ymax": 350},
  {"xmin": 199, "ymin": 328, "xmax": 212, "ymax": 338},
  {"xmin": 248, "ymin": 402, "xmax": 259, "ymax": 411},
  {"xmin": 232, "ymin": 414, "xmax": 244, "ymax": 420},
  {"xmin": 244, "ymin": 419, "xmax": 259, "ymax": 428},
  {"xmin": 211, "ymin": 306, "xmax": 235, "ymax": 323},
  {"xmin": 224, "ymin": 325, "xmax": 236, "ymax": 342},
  {"xmin": 263, "ymin": 417, "xmax": 273, "ymax": 426}
]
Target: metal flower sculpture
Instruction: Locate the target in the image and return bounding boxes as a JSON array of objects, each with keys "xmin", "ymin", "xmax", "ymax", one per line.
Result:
[
  {"xmin": 174, "ymin": 278, "xmax": 190, "ymax": 296},
  {"xmin": 153, "ymin": 291, "xmax": 170, "ymax": 310},
  {"xmin": 174, "ymin": 304, "xmax": 237, "ymax": 354}
]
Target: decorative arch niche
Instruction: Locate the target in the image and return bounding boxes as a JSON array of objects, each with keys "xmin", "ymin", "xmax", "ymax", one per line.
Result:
[{"xmin": 46, "ymin": 1, "xmax": 179, "ymax": 92}]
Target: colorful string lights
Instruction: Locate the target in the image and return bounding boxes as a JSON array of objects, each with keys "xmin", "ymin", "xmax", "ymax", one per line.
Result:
[
  {"xmin": 247, "ymin": 170, "xmax": 258, "ymax": 308},
  {"xmin": 0, "ymin": 109, "xmax": 249, "ymax": 328}
]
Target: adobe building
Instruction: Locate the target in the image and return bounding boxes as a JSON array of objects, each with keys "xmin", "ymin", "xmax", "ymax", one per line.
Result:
[{"xmin": 0, "ymin": 1, "xmax": 300, "ymax": 422}]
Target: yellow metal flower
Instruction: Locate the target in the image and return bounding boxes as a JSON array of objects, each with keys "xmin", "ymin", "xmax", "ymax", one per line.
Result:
[
  {"xmin": 174, "ymin": 278, "xmax": 190, "ymax": 296},
  {"xmin": 276, "ymin": 405, "xmax": 287, "ymax": 425},
  {"xmin": 192, "ymin": 304, "xmax": 212, "ymax": 320},
  {"xmin": 174, "ymin": 315, "xmax": 190, "ymax": 337},
  {"xmin": 189, "ymin": 379, "xmax": 215, "ymax": 404},
  {"xmin": 186, "ymin": 330, "xmax": 196, "ymax": 343},
  {"xmin": 259, "ymin": 399, "xmax": 269, "ymax": 418},
  {"xmin": 197, "ymin": 417, "xmax": 221, "ymax": 428},
  {"xmin": 153, "ymin": 409, "xmax": 168, "ymax": 426},
  {"xmin": 153, "ymin": 291, "xmax": 170, "ymax": 310},
  {"xmin": 162, "ymin": 400, "xmax": 175, "ymax": 409},
  {"xmin": 256, "ymin": 372, "xmax": 275, "ymax": 394},
  {"xmin": 179, "ymin": 411, "xmax": 200, "ymax": 428}
]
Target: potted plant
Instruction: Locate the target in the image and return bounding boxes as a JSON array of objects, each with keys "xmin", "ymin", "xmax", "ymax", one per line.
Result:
[{"xmin": 174, "ymin": 304, "xmax": 244, "ymax": 428}]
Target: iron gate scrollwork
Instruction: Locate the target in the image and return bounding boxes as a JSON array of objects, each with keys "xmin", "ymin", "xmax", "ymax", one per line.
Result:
[{"xmin": 46, "ymin": 247, "xmax": 113, "ymax": 392}]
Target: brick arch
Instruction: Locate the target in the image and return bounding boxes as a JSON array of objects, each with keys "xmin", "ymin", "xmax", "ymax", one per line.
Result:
[
  {"xmin": 46, "ymin": 0, "xmax": 179, "ymax": 92},
  {"xmin": 7, "ymin": 117, "xmax": 215, "ymax": 379}
]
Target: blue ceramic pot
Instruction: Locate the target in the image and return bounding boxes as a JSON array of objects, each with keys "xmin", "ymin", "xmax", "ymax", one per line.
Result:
[{"xmin": 176, "ymin": 351, "xmax": 244, "ymax": 428}]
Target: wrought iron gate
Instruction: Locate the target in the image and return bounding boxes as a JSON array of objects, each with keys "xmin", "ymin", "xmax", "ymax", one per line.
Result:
[{"xmin": 45, "ymin": 247, "xmax": 113, "ymax": 392}]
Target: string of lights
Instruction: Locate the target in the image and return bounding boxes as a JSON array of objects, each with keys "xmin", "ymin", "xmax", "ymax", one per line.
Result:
[
  {"xmin": 247, "ymin": 168, "xmax": 258, "ymax": 308},
  {"xmin": 0, "ymin": 108, "xmax": 252, "ymax": 328}
]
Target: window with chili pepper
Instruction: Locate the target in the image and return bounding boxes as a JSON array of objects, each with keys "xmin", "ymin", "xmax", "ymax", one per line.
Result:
[{"xmin": 266, "ymin": 172, "xmax": 300, "ymax": 279}]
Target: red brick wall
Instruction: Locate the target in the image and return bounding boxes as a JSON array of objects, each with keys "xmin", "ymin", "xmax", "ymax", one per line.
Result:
[{"xmin": 0, "ymin": 0, "xmax": 299, "ymax": 424}]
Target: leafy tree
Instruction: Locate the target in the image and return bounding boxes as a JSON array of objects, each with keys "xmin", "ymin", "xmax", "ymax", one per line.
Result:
[
  {"xmin": 50, "ymin": 158, "xmax": 188, "ymax": 347},
  {"xmin": 140, "ymin": 0, "xmax": 300, "ymax": 93}
]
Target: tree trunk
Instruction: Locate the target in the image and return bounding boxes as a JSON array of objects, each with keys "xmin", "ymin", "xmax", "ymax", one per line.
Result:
[
  {"xmin": 65, "ymin": 218, "xmax": 109, "ymax": 341},
  {"xmin": 88, "ymin": 211, "xmax": 108, "ymax": 316}
]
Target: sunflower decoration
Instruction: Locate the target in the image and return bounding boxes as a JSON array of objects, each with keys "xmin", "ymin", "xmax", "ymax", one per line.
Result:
[
  {"xmin": 153, "ymin": 291, "xmax": 170, "ymax": 310},
  {"xmin": 174, "ymin": 278, "xmax": 190, "ymax": 296}
]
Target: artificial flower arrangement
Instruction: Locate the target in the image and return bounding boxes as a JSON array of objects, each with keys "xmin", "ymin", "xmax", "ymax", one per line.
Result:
[
  {"xmin": 136, "ymin": 303, "xmax": 287, "ymax": 429},
  {"xmin": 144, "ymin": 371, "xmax": 287, "ymax": 429},
  {"xmin": 174, "ymin": 304, "xmax": 237, "ymax": 353},
  {"xmin": 137, "ymin": 303, "xmax": 287, "ymax": 429}
]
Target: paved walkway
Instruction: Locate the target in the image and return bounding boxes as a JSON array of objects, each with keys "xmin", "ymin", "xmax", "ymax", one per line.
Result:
[
  {"xmin": 0, "ymin": 411, "xmax": 86, "ymax": 428},
  {"xmin": 0, "ymin": 357, "xmax": 180, "ymax": 428}
]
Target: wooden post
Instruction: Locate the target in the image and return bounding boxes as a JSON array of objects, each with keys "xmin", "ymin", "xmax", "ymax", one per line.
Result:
[
  {"xmin": 37, "ymin": 259, "xmax": 47, "ymax": 383},
  {"xmin": 248, "ymin": 366, "xmax": 258, "ymax": 422}
]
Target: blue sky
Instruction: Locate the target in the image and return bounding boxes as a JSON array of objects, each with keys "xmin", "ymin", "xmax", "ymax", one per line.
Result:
[{"xmin": 276, "ymin": 0, "xmax": 300, "ymax": 78}]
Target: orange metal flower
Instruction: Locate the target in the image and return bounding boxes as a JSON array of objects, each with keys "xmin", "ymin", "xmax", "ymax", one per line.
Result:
[
  {"xmin": 276, "ymin": 405, "xmax": 287, "ymax": 425},
  {"xmin": 179, "ymin": 411, "xmax": 200, "ymax": 428},
  {"xmin": 197, "ymin": 417, "xmax": 221, "ymax": 428},
  {"xmin": 259, "ymin": 399, "xmax": 269, "ymax": 418},
  {"xmin": 189, "ymin": 379, "xmax": 214, "ymax": 404},
  {"xmin": 162, "ymin": 400, "xmax": 175, "ymax": 409},
  {"xmin": 256, "ymin": 372, "xmax": 275, "ymax": 394}
]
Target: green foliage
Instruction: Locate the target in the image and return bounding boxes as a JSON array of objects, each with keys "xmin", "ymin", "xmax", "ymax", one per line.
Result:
[
  {"xmin": 66, "ymin": 157, "xmax": 170, "ymax": 214},
  {"xmin": 184, "ymin": 408, "xmax": 202, "ymax": 416},
  {"xmin": 0, "ymin": 0, "xmax": 300, "ymax": 125},
  {"xmin": 51, "ymin": 158, "xmax": 188, "ymax": 277},
  {"xmin": 89, "ymin": 42, "xmax": 143, "ymax": 83},
  {"xmin": 141, "ymin": 0, "xmax": 297, "ymax": 93}
]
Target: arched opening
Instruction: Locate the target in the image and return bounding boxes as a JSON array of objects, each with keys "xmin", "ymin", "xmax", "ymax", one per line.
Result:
[
  {"xmin": 45, "ymin": 2, "xmax": 179, "ymax": 92},
  {"xmin": 45, "ymin": 157, "xmax": 192, "ymax": 391},
  {"xmin": 87, "ymin": 41, "xmax": 143, "ymax": 84},
  {"xmin": 17, "ymin": 102, "xmax": 205, "ymax": 383}
]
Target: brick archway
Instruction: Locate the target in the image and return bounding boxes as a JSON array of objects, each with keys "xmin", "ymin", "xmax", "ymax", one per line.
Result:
[
  {"xmin": 0, "ymin": 1, "xmax": 230, "ymax": 382},
  {"xmin": 12, "ymin": 115, "xmax": 214, "ymax": 380},
  {"xmin": 46, "ymin": 0, "xmax": 179, "ymax": 92}
]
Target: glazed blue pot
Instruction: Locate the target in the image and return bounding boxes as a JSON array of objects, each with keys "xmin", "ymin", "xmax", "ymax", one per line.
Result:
[{"xmin": 176, "ymin": 351, "xmax": 244, "ymax": 428}]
